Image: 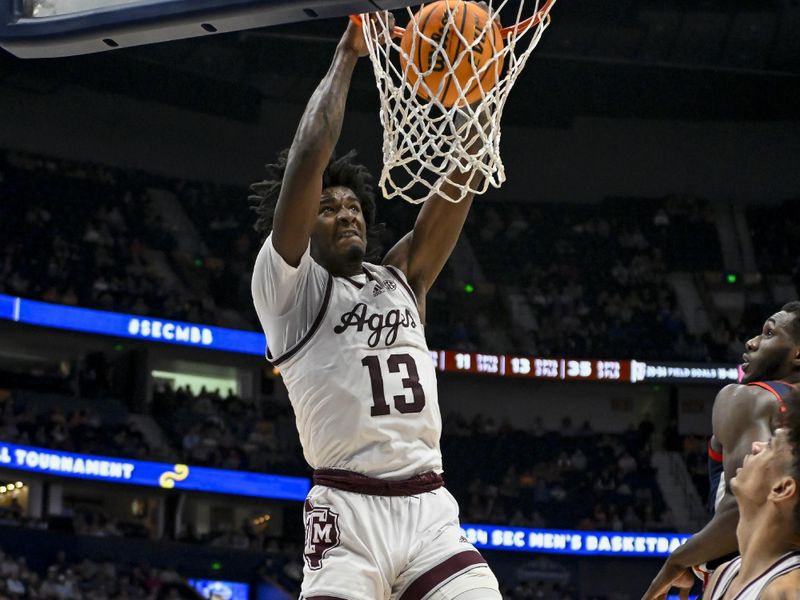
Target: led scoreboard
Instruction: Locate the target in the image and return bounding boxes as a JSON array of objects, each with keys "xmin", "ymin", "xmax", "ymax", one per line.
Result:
[
  {"xmin": 435, "ymin": 351, "xmax": 739, "ymax": 385},
  {"xmin": 440, "ymin": 352, "xmax": 629, "ymax": 381},
  {"xmin": 0, "ymin": 293, "xmax": 739, "ymax": 386}
]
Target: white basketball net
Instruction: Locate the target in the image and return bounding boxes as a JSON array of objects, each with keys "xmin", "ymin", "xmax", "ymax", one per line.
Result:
[{"xmin": 359, "ymin": 0, "xmax": 557, "ymax": 203}]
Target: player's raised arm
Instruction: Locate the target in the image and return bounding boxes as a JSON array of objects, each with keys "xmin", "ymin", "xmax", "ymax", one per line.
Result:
[
  {"xmin": 270, "ymin": 21, "xmax": 368, "ymax": 267},
  {"xmin": 641, "ymin": 384, "xmax": 773, "ymax": 600},
  {"xmin": 382, "ymin": 109, "xmax": 489, "ymax": 320}
]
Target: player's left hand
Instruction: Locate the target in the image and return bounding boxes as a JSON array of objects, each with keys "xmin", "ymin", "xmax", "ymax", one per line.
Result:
[{"xmin": 641, "ymin": 561, "xmax": 695, "ymax": 600}]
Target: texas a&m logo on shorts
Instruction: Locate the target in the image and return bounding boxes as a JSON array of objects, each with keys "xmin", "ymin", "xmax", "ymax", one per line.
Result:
[{"xmin": 303, "ymin": 501, "xmax": 341, "ymax": 570}]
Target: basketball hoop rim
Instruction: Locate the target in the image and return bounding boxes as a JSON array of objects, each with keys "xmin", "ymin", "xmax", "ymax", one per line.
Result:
[{"xmin": 349, "ymin": 0, "xmax": 557, "ymax": 40}]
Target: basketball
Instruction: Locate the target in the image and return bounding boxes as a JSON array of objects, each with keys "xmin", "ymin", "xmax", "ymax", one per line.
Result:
[{"xmin": 400, "ymin": 0, "xmax": 505, "ymax": 108}]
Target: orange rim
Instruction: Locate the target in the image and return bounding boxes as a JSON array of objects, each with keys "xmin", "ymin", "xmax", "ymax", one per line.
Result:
[{"xmin": 349, "ymin": 0, "xmax": 556, "ymax": 40}]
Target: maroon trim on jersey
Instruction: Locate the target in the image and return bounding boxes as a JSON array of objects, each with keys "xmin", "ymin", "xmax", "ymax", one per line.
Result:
[
  {"xmin": 362, "ymin": 266, "xmax": 377, "ymax": 282},
  {"xmin": 268, "ymin": 273, "xmax": 333, "ymax": 366},
  {"xmin": 725, "ymin": 552, "xmax": 800, "ymax": 599},
  {"xmin": 399, "ymin": 551, "xmax": 487, "ymax": 600},
  {"xmin": 384, "ymin": 265, "xmax": 418, "ymax": 307},
  {"xmin": 708, "ymin": 558, "xmax": 739, "ymax": 598},
  {"xmin": 342, "ymin": 276, "xmax": 364, "ymax": 290},
  {"xmin": 313, "ymin": 469, "xmax": 443, "ymax": 496}
]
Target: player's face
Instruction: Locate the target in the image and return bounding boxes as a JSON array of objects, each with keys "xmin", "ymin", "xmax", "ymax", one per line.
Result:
[
  {"xmin": 731, "ymin": 429, "xmax": 794, "ymax": 507},
  {"xmin": 311, "ymin": 186, "xmax": 367, "ymax": 270},
  {"xmin": 740, "ymin": 311, "xmax": 800, "ymax": 384}
]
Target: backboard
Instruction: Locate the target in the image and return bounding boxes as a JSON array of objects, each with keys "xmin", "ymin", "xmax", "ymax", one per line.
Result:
[{"xmin": 0, "ymin": 0, "xmax": 420, "ymax": 58}]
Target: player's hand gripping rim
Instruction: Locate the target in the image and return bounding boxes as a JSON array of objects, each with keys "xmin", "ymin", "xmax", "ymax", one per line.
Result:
[{"xmin": 346, "ymin": 11, "xmax": 396, "ymax": 57}]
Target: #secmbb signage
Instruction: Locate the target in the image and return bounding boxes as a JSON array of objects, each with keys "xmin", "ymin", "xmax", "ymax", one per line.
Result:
[
  {"xmin": 0, "ymin": 442, "xmax": 309, "ymax": 501},
  {"xmin": 0, "ymin": 294, "xmax": 739, "ymax": 384},
  {"xmin": 460, "ymin": 524, "xmax": 691, "ymax": 558},
  {"xmin": 0, "ymin": 293, "xmax": 265, "ymax": 355}
]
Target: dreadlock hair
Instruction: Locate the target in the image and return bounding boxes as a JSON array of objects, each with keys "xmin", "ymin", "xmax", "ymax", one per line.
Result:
[
  {"xmin": 250, "ymin": 149, "xmax": 384, "ymax": 262},
  {"xmin": 786, "ymin": 393, "xmax": 800, "ymax": 534},
  {"xmin": 782, "ymin": 302, "xmax": 800, "ymax": 345}
]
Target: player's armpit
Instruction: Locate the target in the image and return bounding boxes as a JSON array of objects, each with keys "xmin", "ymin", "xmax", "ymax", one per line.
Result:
[{"xmin": 382, "ymin": 231, "xmax": 411, "ymax": 275}]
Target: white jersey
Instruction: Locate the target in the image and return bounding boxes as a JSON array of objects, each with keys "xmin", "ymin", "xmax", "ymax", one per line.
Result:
[
  {"xmin": 708, "ymin": 552, "xmax": 800, "ymax": 600},
  {"xmin": 252, "ymin": 235, "xmax": 442, "ymax": 480}
]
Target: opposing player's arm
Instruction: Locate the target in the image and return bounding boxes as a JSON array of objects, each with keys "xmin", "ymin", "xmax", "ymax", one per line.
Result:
[
  {"xmin": 641, "ymin": 384, "xmax": 774, "ymax": 600},
  {"xmin": 673, "ymin": 385, "xmax": 772, "ymax": 565},
  {"xmin": 382, "ymin": 112, "xmax": 488, "ymax": 318},
  {"xmin": 270, "ymin": 22, "xmax": 367, "ymax": 267}
]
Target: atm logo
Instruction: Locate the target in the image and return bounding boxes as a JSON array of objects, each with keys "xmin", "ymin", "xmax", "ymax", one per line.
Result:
[{"xmin": 303, "ymin": 501, "xmax": 341, "ymax": 570}]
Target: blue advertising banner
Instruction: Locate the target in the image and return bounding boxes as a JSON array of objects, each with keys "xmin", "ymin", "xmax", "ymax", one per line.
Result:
[
  {"xmin": 459, "ymin": 524, "xmax": 690, "ymax": 558},
  {"xmin": 0, "ymin": 442, "xmax": 309, "ymax": 501},
  {"xmin": 0, "ymin": 294, "xmax": 17, "ymax": 321},
  {"xmin": 0, "ymin": 293, "xmax": 266, "ymax": 356},
  {"xmin": 0, "ymin": 440, "xmax": 692, "ymax": 557}
]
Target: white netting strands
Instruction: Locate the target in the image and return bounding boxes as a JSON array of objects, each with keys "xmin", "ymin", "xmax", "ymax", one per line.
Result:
[{"xmin": 358, "ymin": 0, "xmax": 557, "ymax": 204}]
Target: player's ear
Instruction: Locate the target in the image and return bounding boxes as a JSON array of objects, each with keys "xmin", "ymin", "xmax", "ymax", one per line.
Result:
[
  {"xmin": 770, "ymin": 476, "xmax": 798, "ymax": 504},
  {"xmin": 791, "ymin": 345, "xmax": 800, "ymax": 368}
]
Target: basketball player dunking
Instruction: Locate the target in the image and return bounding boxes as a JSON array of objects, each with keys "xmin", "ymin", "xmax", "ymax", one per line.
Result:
[
  {"xmin": 702, "ymin": 399, "xmax": 800, "ymax": 600},
  {"xmin": 250, "ymin": 18, "xmax": 501, "ymax": 600},
  {"xmin": 643, "ymin": 303, "xmax": 800, "ymax": 599}
]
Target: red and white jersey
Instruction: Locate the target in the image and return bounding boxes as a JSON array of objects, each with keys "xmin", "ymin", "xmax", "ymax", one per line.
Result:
[{"xmin": 252, "ymin": 236, "xmax": 442, "ymax": 480}]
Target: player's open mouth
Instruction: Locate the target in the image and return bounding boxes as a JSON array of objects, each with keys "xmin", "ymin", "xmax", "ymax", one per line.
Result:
[
  {"xmin": 338, "ymin": 230, "xmax": 360, "ymax": 239},
  {"xmin": 741, "ymin": 354, "xmax": 750, "ymax": 371}
]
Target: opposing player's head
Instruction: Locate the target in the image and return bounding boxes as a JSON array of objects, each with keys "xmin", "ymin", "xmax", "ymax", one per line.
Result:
[
  {"xmin": 740, "ymin": 302, "xmax": 800, "ymax": 384},
  {"xmin": 251, "ymin": 149, "xmax": 383, "ymax": 271},
  {"xmin": 731, "ymin": 394, "xmax": 800, "ymax": 537}
]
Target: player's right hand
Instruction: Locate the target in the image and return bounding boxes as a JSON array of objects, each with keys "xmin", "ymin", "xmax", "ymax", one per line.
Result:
[
  {"xmin": 641, "ymin": 562, "xmax": 695, "ymax": 600},
  {"xmin": 341, "ymin": 19, "xmax": 370, "ymax": 58}
]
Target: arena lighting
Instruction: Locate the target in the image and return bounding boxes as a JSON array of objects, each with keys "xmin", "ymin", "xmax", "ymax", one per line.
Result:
[
  {"xmin": 0, "ymin": 293, "xmax": 740, "ymax": 384},
  {"xmin": 0, "ymin": 441, "xmax": 310, "ymax": 501},
  {"xmin": 22, "ymin": 0, "xmax": 139, "ymax": 17}
]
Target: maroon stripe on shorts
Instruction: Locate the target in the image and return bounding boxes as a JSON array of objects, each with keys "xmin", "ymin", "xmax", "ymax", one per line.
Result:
[
  {"xmin": 313, "ymin": 469, "xmax": 443, "ymax": 496},
  {"xmin": 399, "ymin": 551, "xmax": 487, "ymax": 600}
]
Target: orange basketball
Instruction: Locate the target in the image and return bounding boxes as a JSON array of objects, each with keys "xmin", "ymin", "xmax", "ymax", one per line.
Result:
[{"xmin": 400, "ymin": 0, "xmax": 505, "ymax": 108}]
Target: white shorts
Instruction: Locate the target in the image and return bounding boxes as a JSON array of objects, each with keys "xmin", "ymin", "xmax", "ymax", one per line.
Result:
[{"xmin": 300, "ymin": 484, "xmax": 488, "ymax": 600}]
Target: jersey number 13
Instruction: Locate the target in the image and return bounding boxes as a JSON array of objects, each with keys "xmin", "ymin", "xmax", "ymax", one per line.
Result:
[{"xmin": 361, "ymin": 354, "xmax": 426, "ymax": 416}]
